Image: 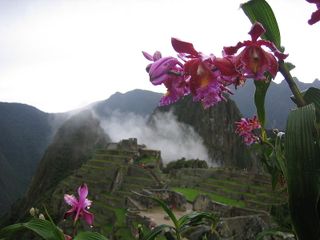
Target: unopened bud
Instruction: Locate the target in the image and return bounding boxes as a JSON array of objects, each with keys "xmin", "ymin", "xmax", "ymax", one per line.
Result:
[
  {"xmin": 39, "ymin": 213, "xmax": 45, "ymax": 220},
  {"xmin": 29, "ymin": 207, "xmax": 36, "ymax": 217}
]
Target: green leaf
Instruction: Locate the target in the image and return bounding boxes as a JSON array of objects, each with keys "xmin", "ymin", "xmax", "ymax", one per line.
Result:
[
  {"xmin": 74, "ymin": 231, "xmax": 109, "ymax": 240},
  {"xmin": 284, "ymin": 62, "xmax": 295, "ymax": 72},
  {"xmin": 256, "ymin": 230, "xmax": 295, "ymax": 240},
  {"xmin": 0, "ymin": 223, "xmax": 25, "ymax": 238},
  {"xmin": 303, "ymin": 87, "xmax": 320, "ymax": 124},
  {"xmin": 241, "ymin": 0, "xmax": 281, "ymax": 48},
  {"xmin": 285, "ymin": 103, "xmax": 320, "ymax": 239},
  {"xmin": 148, "ymin": 197, "xmax": 179, "ymax": 230},
  {"xmin": 274, "ymin": 132, "xmax": 287, "ymax": 182},
  {"xmin": 254, "ymin": 79, "xmax": 270, "ymax": 138},
  {"xmin": 141, "ymin": 224, "xmax": 173, "ymax": 240},
  {"xmin": 178, "ymin": 212, "xmax": 218, "ymax": 233},
  {"xmin": 0, "ymin": 219, "xmax": 65, "ymax": 240}
]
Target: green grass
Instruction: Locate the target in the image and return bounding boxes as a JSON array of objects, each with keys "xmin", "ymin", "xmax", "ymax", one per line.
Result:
[
  {"xmin": 136, "ymin": 156, "xmax": 157, "ymax": 164},
  {"xmin": 172, "ymin": 187, "xmax": 245, "ymax": 208}
]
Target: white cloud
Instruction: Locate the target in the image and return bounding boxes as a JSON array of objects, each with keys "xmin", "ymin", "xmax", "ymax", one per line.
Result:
[{"xmin": 99, "ymin": 110, "xmax": 214, "ymax": 166}]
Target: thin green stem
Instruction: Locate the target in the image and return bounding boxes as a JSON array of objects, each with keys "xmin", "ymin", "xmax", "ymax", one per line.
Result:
[{"xmin": 278, "ymin": 61, "xmax": 306, "ymax": 107}]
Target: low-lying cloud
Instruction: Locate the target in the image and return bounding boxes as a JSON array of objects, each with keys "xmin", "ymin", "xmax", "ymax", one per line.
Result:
[{"xmin": 99, "ymin": 110, "xmax": 212, "ymax": 165}]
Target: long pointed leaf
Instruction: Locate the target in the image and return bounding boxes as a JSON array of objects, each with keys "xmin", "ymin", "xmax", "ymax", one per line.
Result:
[
  {"xmin": 0, "ymin": 219, "xmax": 65, "ymax": 240},
  {"xmin": 178, "ymin": 212, "xmax": 217, "ymax": 233},
  {"xmin": 254, "ymin": 79, "xmax": 270, "ymax": 138},
  {"xmin": 149, "ymin": 197, "xmax": 179, "ymax": 230},
  {"xmin": 285, "ymin": 103, "xmax": 320, "ymax": 239},
  {"xmin": 241, "ymin": 0, "xmax": 281, "ymax": 48},
  {"xmin": 142, "ymin": 224, "xmax": 173, "ymax": 240},
  {"xmin": 74, "ymin": 231, "xmax": 108, "ymax": 240}
]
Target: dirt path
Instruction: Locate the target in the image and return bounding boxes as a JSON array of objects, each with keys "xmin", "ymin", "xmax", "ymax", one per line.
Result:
[{"xmin": 138, "ymin": 203, "xmax": 193, "ymax": 226}]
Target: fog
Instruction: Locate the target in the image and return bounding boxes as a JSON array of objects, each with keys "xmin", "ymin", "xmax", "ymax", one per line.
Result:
[{"xmin": 99, "ymin": 110, "xmax": 213, "ymax": 165}]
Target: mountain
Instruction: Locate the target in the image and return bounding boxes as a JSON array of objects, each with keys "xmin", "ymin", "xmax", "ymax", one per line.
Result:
[
  {"xmin": 230, "ymin": 79, "xmax": 320, "ymax": 129},
  {"xmin": 7, "ymin": 110, "xmax": 109, "ymax": 223},
  {"xmin": 93, "ymin": 89, "xmax": 162, "ymax": 117},
  {"xmin": 0, "ymin": 103, "xmax": 54, "ymax": 215},
  {"xmin": 0, "ymin": 90, "xmax": 161, "ymax": 217},
  {"xmin": 151, "ymin": 96, "xmax": 253, "ymax": 168}
]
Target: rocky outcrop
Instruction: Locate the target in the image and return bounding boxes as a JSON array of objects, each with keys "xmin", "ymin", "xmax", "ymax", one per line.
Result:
[{"xmin": 151, "ymin": 96, "xmax": 253, "ymax": 168}]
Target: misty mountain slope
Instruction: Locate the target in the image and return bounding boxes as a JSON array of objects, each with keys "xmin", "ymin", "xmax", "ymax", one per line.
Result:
[
  {"xmin": 24, "ymin": 110, "xmax": 109, "ymax": 210},
  {"xmin": 230, "ymin": 79, "xmax": 320, "ymax": 129},
  {"xmin": 151, "ymin": 96, "xmax": 252, "ymax": 168},
  {"xmin": 93, "ymin": 89, "xmax": 162, "ymax": 117},
  {"xmin": 0, "ymin": 102, "xmax": 53, "ymax": 215}
]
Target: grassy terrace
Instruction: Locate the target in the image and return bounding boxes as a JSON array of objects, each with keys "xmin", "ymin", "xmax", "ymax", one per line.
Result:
[{"xmin": 172, "ymin": 187, "xmax": 245, "ymax": 208}]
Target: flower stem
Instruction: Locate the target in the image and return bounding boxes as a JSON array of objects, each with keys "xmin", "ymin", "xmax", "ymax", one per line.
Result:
[{"xmin": 278, "ymin": 61, "xmax": 306, "ymax": 107}]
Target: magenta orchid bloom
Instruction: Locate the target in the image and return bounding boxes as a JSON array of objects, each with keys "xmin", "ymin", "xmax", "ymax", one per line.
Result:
[
  {"xmin": 235, "ymin": 116, "xmax": 261, "ymax": 145},
  {"xmin": 306, "ymin": 0, "xmax": 320, "ymax": 25},
  {"xmin": 171, "ymin": 38, "xmax": 231, "ymax": 108},
  {"xmin": 223, "ymin": 22, "xmax": 288, "ymax": 80},
  {"xmin": 142, "ymin": 51, "xmax": 188, "ymax": 105},
  {"xmin": 64, "ymin": 183, "xmax": 94, "ymax": 226}
]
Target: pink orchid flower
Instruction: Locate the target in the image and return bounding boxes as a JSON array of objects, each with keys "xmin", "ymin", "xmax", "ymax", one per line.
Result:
[
  {"xmin": 171, "ymin": 38, "xmax": 230, "ymax": 108},
  {"xmin": 223, "ymin": 22, "xmax": 288, "ymax": 80},
  {"xmin": 64, "ymin": 183, "xmax": 94, "ymax": 226},
  {"xmin": 142, "ymin": 51, "xmax": 188, "ymax": 105},
  {"xmin": 235, "ymin": 116, "xmax": 261, "ymax": 145},
  {"xmin": 306, "ymin": 0, "xmax": 320, "ymax": 25}
]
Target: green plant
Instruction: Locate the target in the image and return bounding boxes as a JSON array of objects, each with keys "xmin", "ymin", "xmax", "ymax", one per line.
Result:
[{"xmin": 137, "ymin": 196, "xmax": 219, "ymax": 240}]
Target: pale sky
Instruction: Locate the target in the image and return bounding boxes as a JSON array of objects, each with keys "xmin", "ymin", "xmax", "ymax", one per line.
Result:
[{"xmin": 0, "ymin": 0, "xmax": 319, "ymax": 113}]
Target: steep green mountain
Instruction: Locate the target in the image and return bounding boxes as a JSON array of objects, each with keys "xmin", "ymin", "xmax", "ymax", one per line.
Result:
[
  {"xmin": 21, "ymin": 111, "xmax": 109, "ymax": 212},
  {"xmin": 151, "ymin": 96, "xmax": 253, "ymax": 168},
  {"xmin": 230, "ymin": 79, "xmax": 320, "ymax": 129},
  {"xmin": 0, "ymin": 103, "xmax": 53, "ymax": 215},
  {"xmin": 93, "ymin": 89, "xmax": 162, "ymax": 117}
]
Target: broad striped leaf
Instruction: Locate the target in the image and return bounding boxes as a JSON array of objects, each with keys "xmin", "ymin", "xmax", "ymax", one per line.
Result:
[
  {"xmin": 74, "ymin": 231, "xmax": 108, "ymax": 240},
  {"xmin": 285, "ymin": 103, "xmax": 320, "ymax": 239},
  {"xmin": 241, "ymin": 0, "xmax": 281, "ymax": 48}
]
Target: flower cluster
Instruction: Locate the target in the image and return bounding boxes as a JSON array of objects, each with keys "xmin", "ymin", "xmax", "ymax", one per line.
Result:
[
  {"xmin": 143, "ymin": 22, "xmax": 287, "ymax": 109},
  {"xmin": 306, "ymin": 0, "xmax": 320, "ymax": 25},
  {"xmin": 235, "ymin": 116, "xmax": 261, "ymax": 145}
]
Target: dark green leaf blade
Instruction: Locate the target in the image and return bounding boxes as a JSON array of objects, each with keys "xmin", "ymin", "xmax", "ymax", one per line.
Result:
[
  {"xmin": 149, "ymin": 197, "xmax": 179, "ymax": 230},
  {"xmin": 285, "ymin": 103, "xmax": 320, "ymax": 239},
  {"xmin": 0, "ymin": 223, "xmax": 25, "ymax": 238},
  {"xmin": 141, "ymin": 224, "xmax": 174, "ymax": 240},
  {"xmin": 74, "ymin": 231, "xmax": 108, "ymax": 240},
  {"xmin": 254, "ymin": 79, "xmax": 270, "ymax": 135},
  {"xmin": 241, "ymin": 0, "xmax": 281, "ymax": 48},
  {"xmin": 24, "ymin": 219, "xmax": 65, "ymax": 240}
]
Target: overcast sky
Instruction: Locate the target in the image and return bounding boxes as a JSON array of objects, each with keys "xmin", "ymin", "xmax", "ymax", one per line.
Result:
[{"xmin": 0, "ymin": 0, "xmax": 319, "ymax": 113}]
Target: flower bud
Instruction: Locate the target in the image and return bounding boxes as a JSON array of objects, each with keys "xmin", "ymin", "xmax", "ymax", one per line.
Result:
[{"xmin": 29, "ymin": 207, "xmax": 36, "ymax": 217}]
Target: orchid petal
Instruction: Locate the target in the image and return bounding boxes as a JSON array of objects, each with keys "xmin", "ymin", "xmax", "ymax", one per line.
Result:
[
  {"xmin": 308, "ymin": 8, "xmax": 320, "ymax": 25},
  {"xmin": 249, "ymin": 22, "xmax": 266, "ymax": 42},
  {"xmin": 257, "ymin": 40, "xmax": 288, "ymax": 60},
  {"xmin": 306, "ymin": 0, "xmax": 320, "ymax": 3},
  {"xmin": 64, "ymin": 194, "xmax": 78, "ymax": 206},
  {"xmin": 142, "ymin": 51, "xmax": 154, "ymax": 61},
  {"xmin": 223, "ymin": 42, "xmax": 245, "ymax": 55},
  {"xmin": 63, "ymin": 208, "xmax": 76, "ymax": 219},
  {"xmin": 83, "ymin": 210, "xmax": 94, "ymax": 226},
  {"xmin": 153, "ymin": 51, "xmax": 162, "ymax": 60},
  {"xmin": 171, "ymin": 37, "xmax": 199, "ymax": 56},
  {"xmin": 84, "ymin": 199, "xmax": 92, "ymax": 208},
  {"xmin": 78, "ymin": 184, "xmax": 88, "ymax": 201},
  {"xmin": 148, "ymin": 57, "xmax": 180, "ymax": 85}
]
